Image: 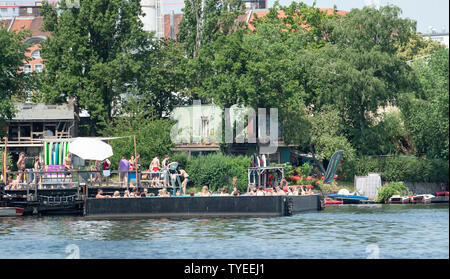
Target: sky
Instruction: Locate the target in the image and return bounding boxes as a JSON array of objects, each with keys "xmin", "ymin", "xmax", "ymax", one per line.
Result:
[
  {"xmin": 3, "ymin": 0, "xmax": 448, "ymax": 34},
  {"xmin": 160, "ymin": 0, "xmax": 449, "ymax": 34}
]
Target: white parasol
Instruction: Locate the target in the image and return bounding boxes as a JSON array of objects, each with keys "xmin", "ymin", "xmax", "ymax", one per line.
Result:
[{"xmin": 68, "ymin": 137, "xmax": 113, "ymax": 161}]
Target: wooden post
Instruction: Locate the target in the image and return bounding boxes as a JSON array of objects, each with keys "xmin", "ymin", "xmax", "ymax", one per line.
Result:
[
  {"xmin": 3, "ymin": 137, "xmax": 7, "ymax": 185},
  {"xmin": 134, "ymin": 135, "xmax": 138, "ymax": 188}
]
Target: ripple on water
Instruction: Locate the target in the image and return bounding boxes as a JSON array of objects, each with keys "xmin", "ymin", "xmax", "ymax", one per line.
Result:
[{"xmin": 0, "ymin": 204, "xmax": 448, "ymax": 258}]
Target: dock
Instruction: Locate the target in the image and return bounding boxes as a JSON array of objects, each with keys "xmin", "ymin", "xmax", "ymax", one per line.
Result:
[{"xmin": 84, "ymin": 194, "xmax": 323, "ymax": 218}]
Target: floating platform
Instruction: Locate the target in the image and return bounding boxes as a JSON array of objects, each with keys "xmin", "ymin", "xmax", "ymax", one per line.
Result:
[
  {"xmin": 431, "ymin": 196, "xmax": 449, "ymax": 203},
  {"xmin": 84, "ymin": 195, "xmax": 324, "ymax": 219}
]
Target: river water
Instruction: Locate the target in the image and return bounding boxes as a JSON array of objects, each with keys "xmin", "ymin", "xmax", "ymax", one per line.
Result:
[{"xmin": 0, "ymin": 204, "xmax": 448, "ymax": 259}]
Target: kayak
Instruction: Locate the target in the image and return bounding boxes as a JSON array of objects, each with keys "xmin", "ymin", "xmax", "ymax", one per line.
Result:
[
  {"xmin": 327, "ymin": 194, "xmax": 369, "ymax": 200},
  {"xmin": 0, "ymin": 207, "xmax": 24, "ymax": 217}
]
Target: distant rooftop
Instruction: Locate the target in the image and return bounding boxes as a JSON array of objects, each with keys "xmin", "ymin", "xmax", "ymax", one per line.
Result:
[{"xmin": 11, "ymin": 102, "xmax": 74, "ymax": 121}]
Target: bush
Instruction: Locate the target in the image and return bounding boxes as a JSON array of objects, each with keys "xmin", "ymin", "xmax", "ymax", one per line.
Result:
[
  {"xmin": 340, "ymin": 156, "xmax": 449, "ymax": 183},
  {"xmin": 377, "ymin": 182, "xmax": 409, "ymax": 203},
  {"xmin": 170, "ymin": 152, "xmax": 189, "ymax": 169},
  {"xmin": 184, "ymin": 153, "xmax": 251, "ymax": 193}
]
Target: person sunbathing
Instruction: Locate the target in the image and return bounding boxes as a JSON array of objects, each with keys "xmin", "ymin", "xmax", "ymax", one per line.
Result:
[
  {"xmin": 96, "ymin": 189, "xmax": 110, "ymax": 198},
  {"xmin": 112, "ymin": 191, "xmax": 121, "ymax": 198},
  {"xmin": 256, "ymin": 189, "xmax": 265, "ymax": 196},
  {"xmin": 6, "ymin": 176, "xmax": 19, "ymax": 190},
  {"xmin": 299, "ymin": 186, "xmax": 306, "ymax": 196},
  {"xmin": 219, "ymin": 187, "xmax": 230, "ymax": 196},
  {"xmin": 158, "ymin": 188, "xmax": 171, "ymax": 197},
  {"xmin": 275, "ymin": 186, "xmax": 286, "ymax": 196},
  {"xmin": 123, "ymin": 190, "xmax": 131, "ymax": 198},
  {"xmin": 199, "ymin": 186, "xmax": 211, "ymax": 197}
]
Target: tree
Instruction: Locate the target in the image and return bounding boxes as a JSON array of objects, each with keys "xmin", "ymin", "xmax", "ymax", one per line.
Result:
[
  {"xmin": 283, "ymin": 104, "xmax": 355, "ymax": 172},
  {"xmin": 0, "ymin": 25, "xmax": 30, "ymax": 127},
  {"xmin": 178, "ymin": 0, "xmax": 245, "ymax": 58},
  {"xmin": 300, "ymin": 6, "xmax": 418, "ymax": 152},
  {"xmin": 101, "ymin": 112, "xmax": 174, "ymax": 170},
  {"xmin": 396, "ymin": 31, "xmax": 444, "ymax": 61},
  {"xmin": 133, "ymin": 39, "xmax": 189, "ymax": 118},
  {"xmin": 400, "ymin": 48, "xmax": 449, "ymax": 160},
  {"xmin": 39, "ymin": 0, "xmax": 152, "ymax": 135}
]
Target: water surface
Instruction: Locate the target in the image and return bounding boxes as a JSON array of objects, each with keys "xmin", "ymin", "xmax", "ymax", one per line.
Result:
[{"xmin": 0, "ymin": 204, "xmax": 448, "ymax": 259}]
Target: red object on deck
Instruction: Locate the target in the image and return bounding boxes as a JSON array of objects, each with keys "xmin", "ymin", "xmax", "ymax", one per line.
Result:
[
  {"xmin": 306, "ymin": 185, "xmax": 314, "ymax": 189},
  {"xmin": 326, "ymin": 200, "xmax": 343, "ymax": 205}
]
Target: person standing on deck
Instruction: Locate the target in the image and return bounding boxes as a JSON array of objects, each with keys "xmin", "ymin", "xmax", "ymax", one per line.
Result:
[
  {"xmin": 118, "ymin": 155, "xmax": 130, "ymax": 187},
  {"xmin": 63, "ymin": 152, "xmax": 73, "ymax": 184},
  {"xmin": 135, "ymin": 153, "xmax": 141, "ymax": 170},
  {"xmin": 149, "ymin": 155, "xmax": 160, "ymax": 187},
  {"xmin": 16, "ymin": 152, "xmax": 26, "ymax": 184},
  {"xmin": 92, "ymin": 160, "xmax": 102, "ymax": 187},
  {"xmin": 161, "ymin": 154, "xmax": 169, "ymax": 169},
  {"xmin": 129, "ymin": 156, "xmax": 135, "ymax": 171},
  {"xmin": 33, "ymin": 156, "xmax": 41, "ymax": 187},
  {"xmin": 178, "ymin": 167, "xmax": 189, "ymax": 194}
]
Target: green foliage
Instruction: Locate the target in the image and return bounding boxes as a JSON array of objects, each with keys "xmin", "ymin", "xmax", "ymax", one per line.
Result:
[
  {"xmin": 100, "ymin": 115, "xmax": 174, "ymax": 170},
  {"xmin": 400, "ymin": 49, "xmax": 449, "ymax": 160},
  {"xmin": 396, "ymin": 32, "xmax": 445, "ymax": 61},
  {"xmin": 178, "ymin": 0, "xmax": 245, "ymax": 58},
  {"xmin": 300, "ymin": 162, "xmax": 313, "ymax": 178},
  {"xmin": 0, "ymin": 25, "xmax": 30, "ymax": 126},
  {"xmin": 134, "ymin": 39, "xmax": 190, "ymax": 118},
  {"xmin": 360, "ymin": 110, "xmax": 413, "ymax": 155},
  {"xmin": 377, "ymin": 182, "xmax": 409, "ymax": 203},
  {"xmin": 340, "ymin": 156, "xmax": 449, "ymax": 184},
  {"xmin": 39, "ymin": 0, "xmax": 152, "ymax": 135},
  {"xmin": 170, "ymin": 152, "xmax": 189, "ymax": 169},
  {"xmin": 184, "ymin": 153, "xmax": 251, "ymax": 192}
]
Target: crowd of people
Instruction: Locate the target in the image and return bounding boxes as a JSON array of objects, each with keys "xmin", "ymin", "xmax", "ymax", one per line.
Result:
[
  {"xmin": 94, "ymin": 183, "xmax": 315, "ymax": 199},
  {"xmin": 4, "ymin": 152, "xmax": 315, "ymax": 198},
  {"xmin": 117, "ymin": 154, "xmax": 189, "ymax": 192}
]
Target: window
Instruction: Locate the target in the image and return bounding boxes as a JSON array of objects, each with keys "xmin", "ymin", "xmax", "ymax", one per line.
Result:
[
  {"xmin": 201, "ymin": 116, "xmax": 209, "ymax": 140},
  {"xmin": 27, "ymin": 7, "xmax": 32, "ymax": 14},
  {"xmin": 23, "ymin": 64, "xmax": 32, "ymax": 73},
  {"xmin": 34, "ymin": 64, "xmax": 43, "ymax": 72},
  {"xmin": 31, "ymin": 50, "xmax": 41, "ymax": 59},
  {"xmin": 0, "ymin": 8, "xmax": 7, "ymax": 13}
]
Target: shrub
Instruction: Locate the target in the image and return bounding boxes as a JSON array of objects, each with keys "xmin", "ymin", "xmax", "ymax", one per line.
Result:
[
  {"xmin": 184, "ymin": 153, "xmax": 251, "ymax": 193},
  {"xmin": 377, "ymin": 182, "xmax": 409, "ymax": 203},
  {"xmin": 340, "ymin": 156, "xmax": 449, "ymax": 183}
]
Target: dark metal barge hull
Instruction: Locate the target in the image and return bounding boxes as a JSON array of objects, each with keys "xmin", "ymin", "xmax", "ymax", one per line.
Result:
[{"xmin": 84, "ymin": 195, "xmax": 324, "ymax": 219}]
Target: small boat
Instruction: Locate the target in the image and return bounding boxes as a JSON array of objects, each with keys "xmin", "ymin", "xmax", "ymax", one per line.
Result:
[
  {"xmin": 411, "ymin": 194, "xmax": 435, "ymax": 204},
  {"xmin": 389, "ymin": 195, "xmax": 410, "ymax": 204},
  {"xmin": 435, "ymin": 191, "xmax": 449, "ymax": 197},
  {"xmin": 0, "ymin": 207, "xmax": 24, "ymax": 217},
  {"xmin": 325, "ymin": 199, "xmax": 343, "ymax": 205},
  {"xmin": 327, "ymin": 194, "xmax": 369, "ymax": 200},
  {"xmin": 327, "ymin": 194, "xmax": 369, "ymax": 204}
]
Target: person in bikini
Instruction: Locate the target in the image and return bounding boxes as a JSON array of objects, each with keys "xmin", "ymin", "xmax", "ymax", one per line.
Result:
[
  {"xmin": 16, "ymin": 152, "xmax": 26, "ymax": 184},
  {"xmin": 178, "ymin": 167, "xmax": 189, "ymax": 194}
]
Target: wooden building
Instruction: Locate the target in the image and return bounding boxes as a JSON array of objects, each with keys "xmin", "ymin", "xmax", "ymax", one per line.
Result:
[{"xmin": 1, "ymin": 102, "xmax": 77, "ymax": 168}]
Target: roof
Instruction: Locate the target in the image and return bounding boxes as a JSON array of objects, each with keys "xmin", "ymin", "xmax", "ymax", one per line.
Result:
[
  {"xmin": 7, "ymin": 16, "xmax": 50, "ymax": 38},
  {"xmin": 11, "ymin": 103, "xmax": 75, "ymax": 121},
  {"xmin": 241, "ymin": 8, "xmax": 347, "ymax": 30}
]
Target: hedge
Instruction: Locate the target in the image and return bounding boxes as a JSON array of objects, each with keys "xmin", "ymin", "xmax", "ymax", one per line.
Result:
[
  {"xmin": 339, "ymin": 156, "xmax": 449, "ymax": 183},
  {"xmin": 173, "ymin": 152, "xmax": 251, "ymax": 193}
]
